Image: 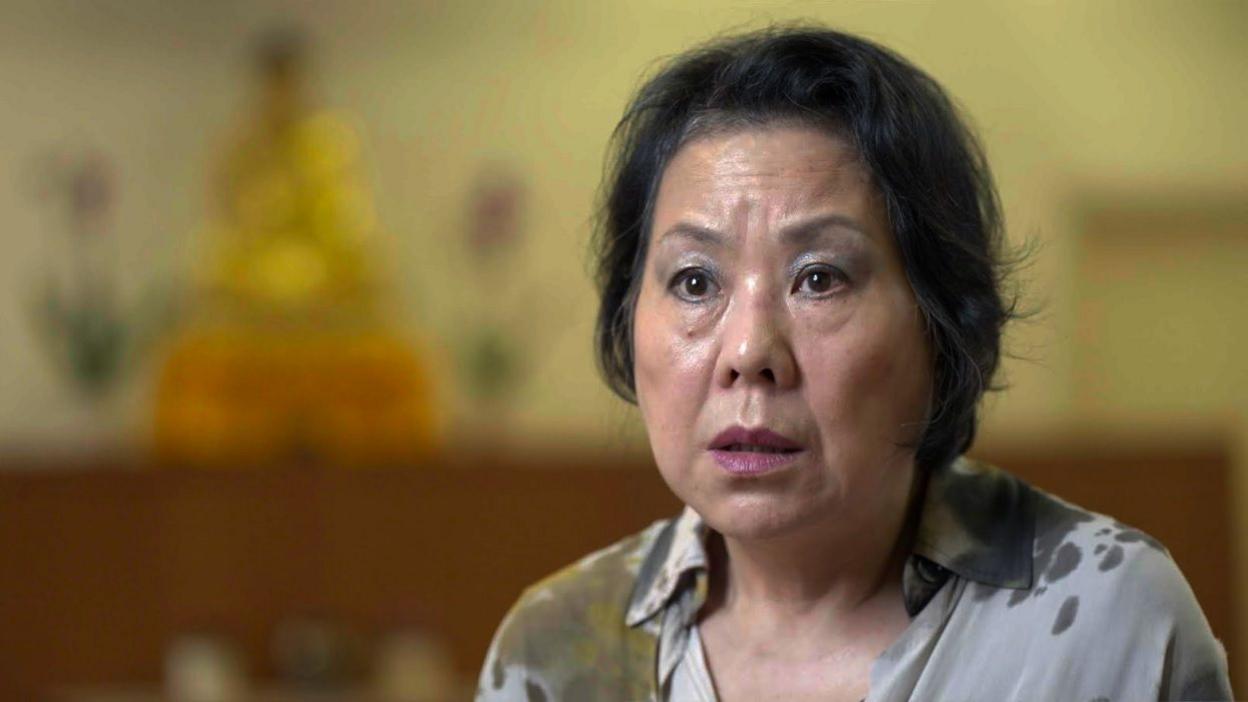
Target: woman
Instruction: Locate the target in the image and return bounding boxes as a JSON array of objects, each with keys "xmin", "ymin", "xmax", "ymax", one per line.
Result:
[{"xmin": 477, "ymin": 27, "xmax": 1232, "ymax": 701}]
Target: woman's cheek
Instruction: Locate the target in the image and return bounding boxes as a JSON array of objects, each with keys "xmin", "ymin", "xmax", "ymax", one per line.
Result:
[
  {"xmin": 801, "ymin": 313, "xmax": 930, "ymax": 450},
  {"xmin": 636, "ymin": 314, "xmax": 716, "ymax": 455}
]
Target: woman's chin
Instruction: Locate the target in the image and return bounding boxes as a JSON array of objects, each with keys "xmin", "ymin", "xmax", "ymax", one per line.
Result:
[{"xmin": 699, "ymin": 495, "xmax": 826, "ymax": 542}]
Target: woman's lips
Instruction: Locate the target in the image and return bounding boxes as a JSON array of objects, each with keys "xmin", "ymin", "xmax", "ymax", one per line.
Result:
[
  {"xmin": 710, "ymin": 447, "xmax": 803, "ymax": 476},
  {"xmin": 709, "ymin": 425, "xmax": 801, "ymax": 450},
  {"xmin": 707, "ymin": 425, "xmax": 804, "ymax": 476}
]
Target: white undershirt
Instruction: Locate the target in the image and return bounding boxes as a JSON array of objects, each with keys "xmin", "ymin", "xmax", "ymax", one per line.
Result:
[{"xmin": 667, "ymin": 623, "xmax": 718, "ymax": 701}]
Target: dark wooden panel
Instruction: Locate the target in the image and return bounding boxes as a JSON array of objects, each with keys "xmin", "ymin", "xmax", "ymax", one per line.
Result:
[
  {"xmin": 313, "ymin": 454, "xmax": 682, "ymax": 683},
  {"xmin": 0, "ymin": 445, "xmax": 1234, "ymax": 699},
  {"xmin": 0, "ymin": 454, "xmax": 682, "ymax": 700},
  {"xmin": 0, "ymin": 472, "xmax": 164, "ymax": 695}
]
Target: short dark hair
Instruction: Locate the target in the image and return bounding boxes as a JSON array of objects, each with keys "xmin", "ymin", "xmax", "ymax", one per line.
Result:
[{"xmin": 592, "ymin": 25, "xmax": 1017, "ymax": 471}]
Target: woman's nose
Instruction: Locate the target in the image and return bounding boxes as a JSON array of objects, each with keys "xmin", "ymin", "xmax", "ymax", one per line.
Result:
[{"xmin": 713, "ymin": 287, "xmax": 798, "ymax": 390}]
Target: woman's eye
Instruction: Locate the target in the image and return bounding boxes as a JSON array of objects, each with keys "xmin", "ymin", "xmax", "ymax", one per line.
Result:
[
  {"xmin": 671, "ymin": 268, "xmax": 718, "ymax": 301},
  {"xmin": 794, "ymin": 266, "xmax": 846, "ymax": 296}
]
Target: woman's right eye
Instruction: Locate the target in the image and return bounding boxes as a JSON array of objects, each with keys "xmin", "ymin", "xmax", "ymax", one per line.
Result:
[{"xmin": 669, "ymin": 267, "xmax": 719, "ymax": 302}]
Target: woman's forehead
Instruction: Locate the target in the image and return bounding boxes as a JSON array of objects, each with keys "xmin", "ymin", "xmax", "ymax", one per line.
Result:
[
  {"xmin": 652, "ymin": 125, "xmax": 882, "ymax": 237},
  {"xmin": 660, "ymin": 126, "xmax": 870, "ymax": 199}
]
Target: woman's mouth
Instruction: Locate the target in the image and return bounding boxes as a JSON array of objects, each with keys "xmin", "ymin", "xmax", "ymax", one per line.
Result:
[
  {"xmin": 708, "ymin": 426, "xmax": 804, "ymax": 476},
  {"xmin": 710, "ymin": 448, "xmax": 802, "ymax": 475},
  {"xmin": 719, "ymin": 444, "xmax": 795, "ymax": 454}
]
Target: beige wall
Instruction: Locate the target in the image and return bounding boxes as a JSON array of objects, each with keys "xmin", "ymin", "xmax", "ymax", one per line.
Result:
[
  {"xmin": 357, "ymin": 0, "xmax": 1248, "ymax": 453},
  {"xmin": 3, "ymin": 0, "xmax": 1244, "ymax": 446}
]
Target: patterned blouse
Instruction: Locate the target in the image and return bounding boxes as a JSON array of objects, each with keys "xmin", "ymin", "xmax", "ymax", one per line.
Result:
[{"xmin": 476, "ymin": 458, "xmax": 1233, "ymax": 701}]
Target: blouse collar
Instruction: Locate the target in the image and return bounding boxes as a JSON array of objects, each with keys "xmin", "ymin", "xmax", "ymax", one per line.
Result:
[{"xmin": 625, "ymin": 456, "xmax": 1035, "ymax": 628}]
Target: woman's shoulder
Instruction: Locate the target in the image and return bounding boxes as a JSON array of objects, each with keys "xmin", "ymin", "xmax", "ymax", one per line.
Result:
[
  {"xmin": 512, "ymin": 515, "xmax": 672, "ymax": 618},
  {"xmin": 999, "ymin": 483, "xmax": 1232, "ymax": 698},
  {"xmin": 476, "ymin": 516, "xmax": 675, "ymax": 700},
  {"xmin": 1027, "ymin": 484, "xmax": 1196, "ymax": 614}
]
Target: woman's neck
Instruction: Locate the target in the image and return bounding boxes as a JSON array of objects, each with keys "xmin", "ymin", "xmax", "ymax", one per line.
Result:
[{"xmin": 704, "ymin": 470, "xmax": 926, "ymax": 630}]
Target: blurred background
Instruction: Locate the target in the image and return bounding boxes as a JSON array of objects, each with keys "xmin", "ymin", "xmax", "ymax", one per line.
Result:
[{"xmin": 0, "ymin": 0, "xmax": 1244, "ymax": 699}]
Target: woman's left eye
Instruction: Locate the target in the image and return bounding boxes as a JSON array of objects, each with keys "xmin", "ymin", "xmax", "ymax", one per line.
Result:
[{"xmin": 793, "ymin": 265, "xmax": 847, "ymax": 296}]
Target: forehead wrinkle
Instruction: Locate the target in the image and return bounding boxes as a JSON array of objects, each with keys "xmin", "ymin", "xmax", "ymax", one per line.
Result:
[
  {"xmin": 684, "ymin": 158, "xmax": 861, "ymax": 188},
  {"xmin": 655, "ymin": 125, "xmax": 881, "ymax": 249},
  {"xmin": 676, "ymin": 126, "xmax": 867, "ymax": 183},
  {"xmin": 678, "ymin": 161, "xmax": 874, "ymax": 231}
]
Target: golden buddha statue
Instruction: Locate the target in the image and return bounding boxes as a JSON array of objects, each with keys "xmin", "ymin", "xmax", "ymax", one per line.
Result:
[
  {"xmin": 155, "ymin": 30, "xmax": 437, "ymax": 467},
  {"xmin": 206, "ymin": 31, "xmax": 373, "ymax": 318}
]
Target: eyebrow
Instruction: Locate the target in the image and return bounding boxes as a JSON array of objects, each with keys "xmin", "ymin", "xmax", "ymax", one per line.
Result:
[
  {"xmin": 657, "ymin": 222, "xmax": 726, "ymax": 247},
  {"xmin": 656, "ymin": 213, "xmax": 870, "ymax": 248},
  {"xmin": 781, "ymin": 213, "xmax": 870, "ymax": 245}
]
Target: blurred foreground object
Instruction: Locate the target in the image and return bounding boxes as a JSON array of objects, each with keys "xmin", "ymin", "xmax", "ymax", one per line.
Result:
[
  {"xmin": 372, "ymin": 629, "xmax": 457, "ymax": 702},
  {"xmin": 164, "ymin": 634, "xmax": 247, "ymax": 702},
  {"xmin": 154, "ymin": 28, "xmax": 436, "ymax": 466}
]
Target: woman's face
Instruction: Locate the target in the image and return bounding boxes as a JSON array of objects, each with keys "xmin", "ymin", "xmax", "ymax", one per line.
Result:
[{"xmin": 633, "ymin": 124, "xmax": 932, "ymax": 540}]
